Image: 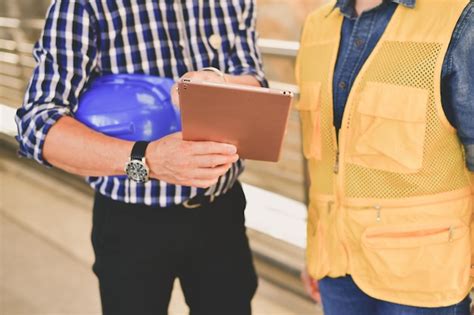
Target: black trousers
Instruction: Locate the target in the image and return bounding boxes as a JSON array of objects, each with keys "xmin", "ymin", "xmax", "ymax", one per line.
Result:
[{"xmin": 91, "ymin": 182, "xmax": 258, "ymax": 315}]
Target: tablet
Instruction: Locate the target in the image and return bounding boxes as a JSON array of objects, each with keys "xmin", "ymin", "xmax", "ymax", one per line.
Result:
[{"xmin": 178, "ymin": 78, "xmax": 293, "ymax": 162}]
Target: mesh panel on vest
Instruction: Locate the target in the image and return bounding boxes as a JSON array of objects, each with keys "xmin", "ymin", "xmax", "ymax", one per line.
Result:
[
  {"xmin": 311, "ymin": 66, "xmax": 336, "ymax": 196},
  {"xmin": 344, "ymin": 41, "xmax": 469, "ymax": 199},
  {"xmin": 300, "ymin": 42, "xmax": 337, "ymax": 196}
]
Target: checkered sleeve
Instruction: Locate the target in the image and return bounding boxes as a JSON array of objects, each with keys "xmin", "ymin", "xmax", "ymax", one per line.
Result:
[
  {"xmin": 15, "ymin": 0, "xmax": 98, "ymax": 166},
  {"xmin": 227, "ymin": 0, "xmax": 268, "ymax": 87}
]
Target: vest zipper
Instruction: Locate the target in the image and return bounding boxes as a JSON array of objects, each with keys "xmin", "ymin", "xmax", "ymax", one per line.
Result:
[
  {"xmin": 375, "ymin": 205, "xmax": 382, "ymax": 222},
  {"xmin": 449, "ymin": 226, "xmax": 454, "ymax": 242},
  {"xmin": 333, "ymin": 150, "xmax": 340, "ymax": 174},
  {"xmin": 349, "ymin": 204, "xmax": 383, "ymax": 222}
]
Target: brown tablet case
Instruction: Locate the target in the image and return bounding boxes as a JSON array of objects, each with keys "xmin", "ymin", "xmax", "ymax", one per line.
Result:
[{"xmin": 178, "ymin": 79, "xmax": 293, "ymax": 162}]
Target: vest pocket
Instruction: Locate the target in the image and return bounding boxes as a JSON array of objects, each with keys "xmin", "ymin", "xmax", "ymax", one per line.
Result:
[
  {"xmin": 347, "ymin": 82, "xmax": 429, "ymax": 173},
  {"xmin": 306, "ymin": 200, "xmax": 347, "ymax": 279},
  {"xmin": 306, "ymin": 203, "xmax": 329, "ymax": 278},
  {"xmin": 296, "ymin": 82, "xmax": 322, "ymax": 160},
  {"xmin": 359, "ymin": 219, "xmax": 470, "ymax": 293},
  {"xmin": 306, "ymin": 217, "xmax": 330, "ymax": 279}
]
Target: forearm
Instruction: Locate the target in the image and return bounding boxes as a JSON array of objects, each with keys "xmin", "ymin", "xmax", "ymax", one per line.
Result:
[{"xmin": 43, "ymin": 116, "xmax": 133, "ymax": 177}]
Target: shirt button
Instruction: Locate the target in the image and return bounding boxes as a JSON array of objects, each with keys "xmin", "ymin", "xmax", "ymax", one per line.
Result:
[
  {"xmin": 209, "ymin": 34, "xmax": 222, "ymax": 50},
  {"xmin": 339, "ymin": 81, "xmax": 347, "ymax": 90},
  {"xmin": 355, "ymin": 38, "xmax": 365, "ymax": 48}
]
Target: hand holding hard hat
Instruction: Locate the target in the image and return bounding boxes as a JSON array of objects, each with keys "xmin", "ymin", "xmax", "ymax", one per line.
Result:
[{"xmin": 75, "ymin": 73, "xmax": 237, "ymax": 188}]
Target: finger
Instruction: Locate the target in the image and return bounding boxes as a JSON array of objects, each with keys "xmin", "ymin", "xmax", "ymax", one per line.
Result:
[
  {"xmin": 310, "ymin": 279, "xmax": 319, "ymax": 292},
  {"xmin": 192, "ymin": 154, "xmax": 239, "ymax": 168},
  {"xmin": 185, "ymin": 70, "xmax": 224, "ymax": 83},
  {"xmin": 310, "ymin": 280, "xmax": 321, "ymax": 304},
  {"xmin": 304, "ymin": 284, "xmax": 319, "ymax": 303},
  {"xmin": 189, "ymin": 163, "xmax": 232, "ymax": 180},
  {"xmin": 301, "ymin": 269, "xmax": 320, "ymax": 303},
  {"xmin": 188, "ymin": 141, "xmax": 237, "ymax": 155},
  {"xmin": 308, "ymin": 285, "xmax": 320, "ymax": 303},
  {"xmin": 303, "ymin": 281, "xmax": 313, "ymax": 298},
  {"xmin": 313, "ymin": 292, "xmax": 321, "ymax": 304},
  {"xmin": 171, "ymin": 83, "xmax": 180, "ymax": 107},
  {"xmin": 181, "ymin": 71, "xmax": 197, "ymax": 79},
  {"xmin": 301, "ymin": 272, "xmax": 314, "ymax": 296},
  {"xmin": 199, "ymin": 72, "xmax": 225, "ymax": 83},
  {"xmin": 163, "ymin": 132, "xmax": 182, "ymax": 139}
]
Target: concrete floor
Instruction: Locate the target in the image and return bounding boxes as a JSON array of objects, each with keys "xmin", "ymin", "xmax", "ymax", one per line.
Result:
[{"xmin": 0, "ymin": 148, "xmax": 321, "ymax": 315}]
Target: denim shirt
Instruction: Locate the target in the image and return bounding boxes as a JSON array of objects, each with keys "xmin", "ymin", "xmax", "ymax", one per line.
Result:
[{"xmin": 333, "ymin": 0, "xmax": 474, "ymax": 170}]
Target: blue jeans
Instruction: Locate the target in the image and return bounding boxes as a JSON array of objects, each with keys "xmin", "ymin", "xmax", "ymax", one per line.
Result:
[{"xmin": 319, "ymin": 276, "xmax": 471, "ymax": 315}]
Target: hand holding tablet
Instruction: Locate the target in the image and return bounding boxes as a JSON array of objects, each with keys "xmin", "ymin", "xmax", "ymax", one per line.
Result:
[{"xmin": 178, "ymin": 78, "xmax": 293, "ymax": 162}]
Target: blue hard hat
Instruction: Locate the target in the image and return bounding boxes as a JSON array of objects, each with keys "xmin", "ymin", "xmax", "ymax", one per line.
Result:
[{"xmin": 75, "ymin": 74, "xmax": 181, "ymax": 142}]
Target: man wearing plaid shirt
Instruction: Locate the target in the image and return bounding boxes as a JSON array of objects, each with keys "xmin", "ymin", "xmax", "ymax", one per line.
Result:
[{"xmin": 15, "ymin": 1, "xmax": 266, "ymax": 314}]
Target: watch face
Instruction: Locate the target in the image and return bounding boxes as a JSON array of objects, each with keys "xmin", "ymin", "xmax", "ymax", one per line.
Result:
[{"xmin": 125, "ymin": 160, "xmax": 149, "ymax": 183}]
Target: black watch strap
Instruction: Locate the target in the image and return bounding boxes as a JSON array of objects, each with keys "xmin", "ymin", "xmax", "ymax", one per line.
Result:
[{"xmin": 131, "ymin": 141, "xmax": 150, "ymax": 160}]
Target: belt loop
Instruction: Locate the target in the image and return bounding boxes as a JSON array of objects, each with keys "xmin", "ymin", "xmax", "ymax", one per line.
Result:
[
  {"xmin": 183, "ymin": 200, "xmax": 201, "ymax": 209},
  {"xmin": 182, "ymin": 193, "xmax": 216, "ymax": 209}
]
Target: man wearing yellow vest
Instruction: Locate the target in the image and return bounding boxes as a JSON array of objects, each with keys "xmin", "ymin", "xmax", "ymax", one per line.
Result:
[{"xmin": 296, "ymin": 0, "xmax": 474, "ymax": 314}]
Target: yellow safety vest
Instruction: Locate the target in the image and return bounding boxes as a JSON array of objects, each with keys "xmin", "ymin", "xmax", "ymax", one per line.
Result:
[{"xmin": 296, "ymin": 0, "xmax": 473, "ymax": 307}]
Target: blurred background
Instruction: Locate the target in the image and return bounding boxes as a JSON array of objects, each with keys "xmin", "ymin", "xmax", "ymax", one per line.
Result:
[{"xmin": 0, "ymin": 0, "xmax": 328, "ymax": 314}]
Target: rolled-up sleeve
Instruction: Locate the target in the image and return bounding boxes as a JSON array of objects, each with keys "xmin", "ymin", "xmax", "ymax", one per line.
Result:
[
  {"xmin": 15, "ymin": 0, "xmax": 97, "ymax": 166},
  {"xmin": 226, "ymin": 0, "xmax": 268, "ymax": 87}
]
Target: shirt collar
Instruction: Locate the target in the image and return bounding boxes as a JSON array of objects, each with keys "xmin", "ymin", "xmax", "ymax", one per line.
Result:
[{"xmin": 335, "ymin": 0, "xmax": 416, "ymax": 18}]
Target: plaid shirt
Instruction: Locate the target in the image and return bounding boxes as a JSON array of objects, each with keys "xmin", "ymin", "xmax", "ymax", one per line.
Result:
[{"xmin": 15, "ymin": 0, "xmax": 266, "ymax": 207}]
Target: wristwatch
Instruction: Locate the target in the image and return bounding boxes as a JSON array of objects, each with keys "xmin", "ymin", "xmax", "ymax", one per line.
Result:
[{"xmin": 125, "ymin": 141, "xmax": 150, "ymax": 183}]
